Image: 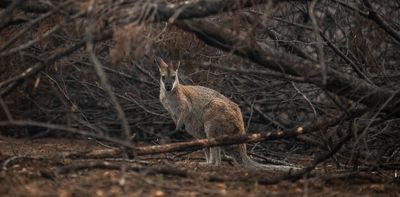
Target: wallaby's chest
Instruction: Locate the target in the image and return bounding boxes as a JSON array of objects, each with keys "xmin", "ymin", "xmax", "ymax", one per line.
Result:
[{"xmin": 160, "ymin": 92, "xmax": 184, "ymax": 115}]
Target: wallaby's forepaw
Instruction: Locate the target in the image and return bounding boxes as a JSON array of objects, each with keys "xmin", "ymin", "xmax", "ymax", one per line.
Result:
[
  {"xmin": 199, "ymin": 159, "xmax": 215, "ymax": 165},
  {"xmin": 198, "ymin": 161, "xmax": 221, "ymax": 167},
  {"xmin": 198, "ymin": 161, "xmax": 212, "ymax": 166}
]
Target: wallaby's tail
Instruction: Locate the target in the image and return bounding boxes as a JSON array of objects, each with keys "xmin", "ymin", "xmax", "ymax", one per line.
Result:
[{"xmin": 226, "ymin": 144, "xmax": 301, "ymax": 175}]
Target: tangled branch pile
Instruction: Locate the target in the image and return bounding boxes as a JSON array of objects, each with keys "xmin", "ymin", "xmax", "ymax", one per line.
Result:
[{"xmin": 1, "ymin": 0, "xmax": 400, "ymax": 175}]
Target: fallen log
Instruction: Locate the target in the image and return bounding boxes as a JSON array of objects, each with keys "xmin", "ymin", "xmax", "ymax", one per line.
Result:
[
  {"xmin": 73, "ymin": 113, "xmax": 343, "ymax": 159},
  {"xmin": 0, "ymin": 112, "xmax": 343, "ymax": 159}
]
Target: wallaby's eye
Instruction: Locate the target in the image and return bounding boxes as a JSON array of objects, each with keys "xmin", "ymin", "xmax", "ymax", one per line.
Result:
[{"xmin": 161, "ymin": 76, "xmax": 165, "ymax": 80}]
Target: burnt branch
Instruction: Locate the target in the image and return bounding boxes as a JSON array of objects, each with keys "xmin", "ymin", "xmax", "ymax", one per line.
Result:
[
  {"xmin": 334, "ymin": 0, "xmax": 400, "ymax": 43},
  {"xmin": 0, "ymin": 0, "xmax": 272, "ymax": 99},
  {"xmin": 112, "ymin": 0, "xmax": 273, "ymax": 25},
  {"xmin": 65, "ymin": 113, "xmax": 343, "ymax": 159},
  {"xmin": 176, "ymin": 19, "xmax": 400, "ymax": 117},
  {"xmin": 0, "ymin": 31, "xmax": 112, "ymax": 97},
  {"xmin": 0, "ymin": 0, "xmax": 52, "ymax": 13}
]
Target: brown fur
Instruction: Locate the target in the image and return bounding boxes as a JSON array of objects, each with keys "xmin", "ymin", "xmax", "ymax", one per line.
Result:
[{"xmin": 157, "ymin": 58, "xmax": 299, "ymax": 171}]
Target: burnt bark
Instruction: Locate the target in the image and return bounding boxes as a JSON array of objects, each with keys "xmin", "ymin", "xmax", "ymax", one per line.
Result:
[{"xmin": 177, "ymin": 20, "xmax": 400, "ymax": 117}]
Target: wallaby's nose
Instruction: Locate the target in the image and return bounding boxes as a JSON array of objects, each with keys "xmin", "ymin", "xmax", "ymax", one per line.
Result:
[{"xmin": 165, "ymin": 83, "xmax": 172, "ymax": 91}]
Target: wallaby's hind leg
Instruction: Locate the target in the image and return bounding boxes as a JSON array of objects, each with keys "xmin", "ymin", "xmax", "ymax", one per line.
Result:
[
  {"xmin": 204, "ymin": 147, "xmax": 211, "ymax": 163},
  {"xmin": 202, "ymin": 147, "xmax": 221, "ymax": 165},
  {"xmin": 222, "ymin": 149, "xmax": 234, "ymax": 161},
  {"xmin": 209, "ymin": 147, "xmax": 221, "ymax": 165},
  {"xmin": 198, "ymin": 148, "xmax": 212, "ymax": 165},
  {"xmin": 224, "ymin": 144, "xmax": 251, "ymax": 166},
  {"xmin": 204, "ymin": 121, "xmax": 222, "ymax": 165}
]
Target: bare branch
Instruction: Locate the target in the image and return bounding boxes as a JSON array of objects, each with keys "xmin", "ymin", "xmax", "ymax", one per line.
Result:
[
  {"xmin": 0, "ymin": 97, "xmax": 12, "ymax": 120},
  {"xmin": 362, "ymin": 0, "xmax": 400, "ymax": 43},
  {"xmin": 0, "ymin": 31, "xmax": 112, "ymax": 97},
  {"xmin": 176, "ymin": 19, "xmax": 400, "ymax": 116},
  {"xmin": 87, "ymin": 36, "xmax": 132, "ymax": 141},
  {"xmin": 0, "ymin": 1, "xmax": 73, "ymax": 52},
  {"xmin": 194, "ymin": 61, "xmax": 306, "ymax": 82},
  {"xmin": 0, "ymin": 0, "xmax": 52, "ymax": 13},
  {"xmin": 0, "ymin": 0, "xmax": 22, "ymax": 29},
  {"xmin": 0, "ymin": 120, "xmax": 135, "ymax": 148},
  {"xmin": 70, "ymin": 113, "xmax": 343, "ymax": 159},
  {"xmin": 309, "ymin": 0, "xmax": 327, "ymax": 85},
  {"xmin": 119, "ymin": 0, "xmax": 273, "ymax": 25},
  {"xmin": 334, "ymin": 0, "xmax": 400, "ymax": 43}
]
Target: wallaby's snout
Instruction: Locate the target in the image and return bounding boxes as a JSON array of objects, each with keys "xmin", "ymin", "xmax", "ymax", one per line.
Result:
[
  {"xmin": 156, "ymin": 57, "xmax": 180, "ymax": 92},
  {"xmin": 163, "ymin": 76, "xmax": 174, "ymax": 91}
]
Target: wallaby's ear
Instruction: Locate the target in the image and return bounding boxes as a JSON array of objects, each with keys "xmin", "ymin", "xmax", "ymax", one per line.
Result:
[
  {"xmin": 155, "ymin": 57, "xmax": 168, "ymax": 70},
  {"xmin": 175, "ymin": 61, "xmax": 181, "ymax": 71}
]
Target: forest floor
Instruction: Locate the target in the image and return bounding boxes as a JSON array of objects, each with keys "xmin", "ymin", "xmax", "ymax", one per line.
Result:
[{"xmin": 0, "ymin": 138, "xmax": 398, "ymax": 197}]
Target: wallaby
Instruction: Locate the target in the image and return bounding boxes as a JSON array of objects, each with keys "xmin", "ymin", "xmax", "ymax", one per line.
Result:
[{"xmin": 156, "ymin": 57, "xmax": 299, "ymax": 172}]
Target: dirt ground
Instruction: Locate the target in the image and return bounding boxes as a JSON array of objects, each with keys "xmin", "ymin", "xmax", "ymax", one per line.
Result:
[{"xmin": 0, "ymin": 138, "xmax": 398, "ymax": 197}]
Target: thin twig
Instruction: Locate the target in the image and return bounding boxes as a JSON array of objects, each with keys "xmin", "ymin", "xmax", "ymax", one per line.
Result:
[
  {"xmin": 319, "ymin": 31, "xmax": 373, "ymax": 84},
  {"xmin": 0, "ymin": 0, "xmax": 22, "ymax": 30},
  {"xmin": 0, "ymin": 97, "xmax": 13, "ymax": 120},
  {"xmin": 86, "ymin": 40, "xmax": 132, "ymax": 141},
  {"xmin": 0, "ymin": 30, "xmax": 112, "ymax": 97},
  {"xmin": 196, "ymin": 61, "xmax": 307, "ymax": 83},
  {"xmin": 2, "ymin": 155, "xmax": 26, "ymax": 170},
  {"xmin": 291, "ymin": 82, "xmax": 317, "ymax": 120},
  {"xmin": 333, "ymin": 0, "xmax": 400, "ymax": 43},
  {"xmin": 0, "ymin": 120, "xmax": 135, "ymax": 149},
  {"xmin": 309, "ymin": 0, "xmax": 327, "ymax": 85},
  {"xmin": 0, "ymin": 11, "xmax": 85, "ymax": 57},
  {"xmin": 0, "ymin": 1, "xmax": 73, "ymax": 52}
]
